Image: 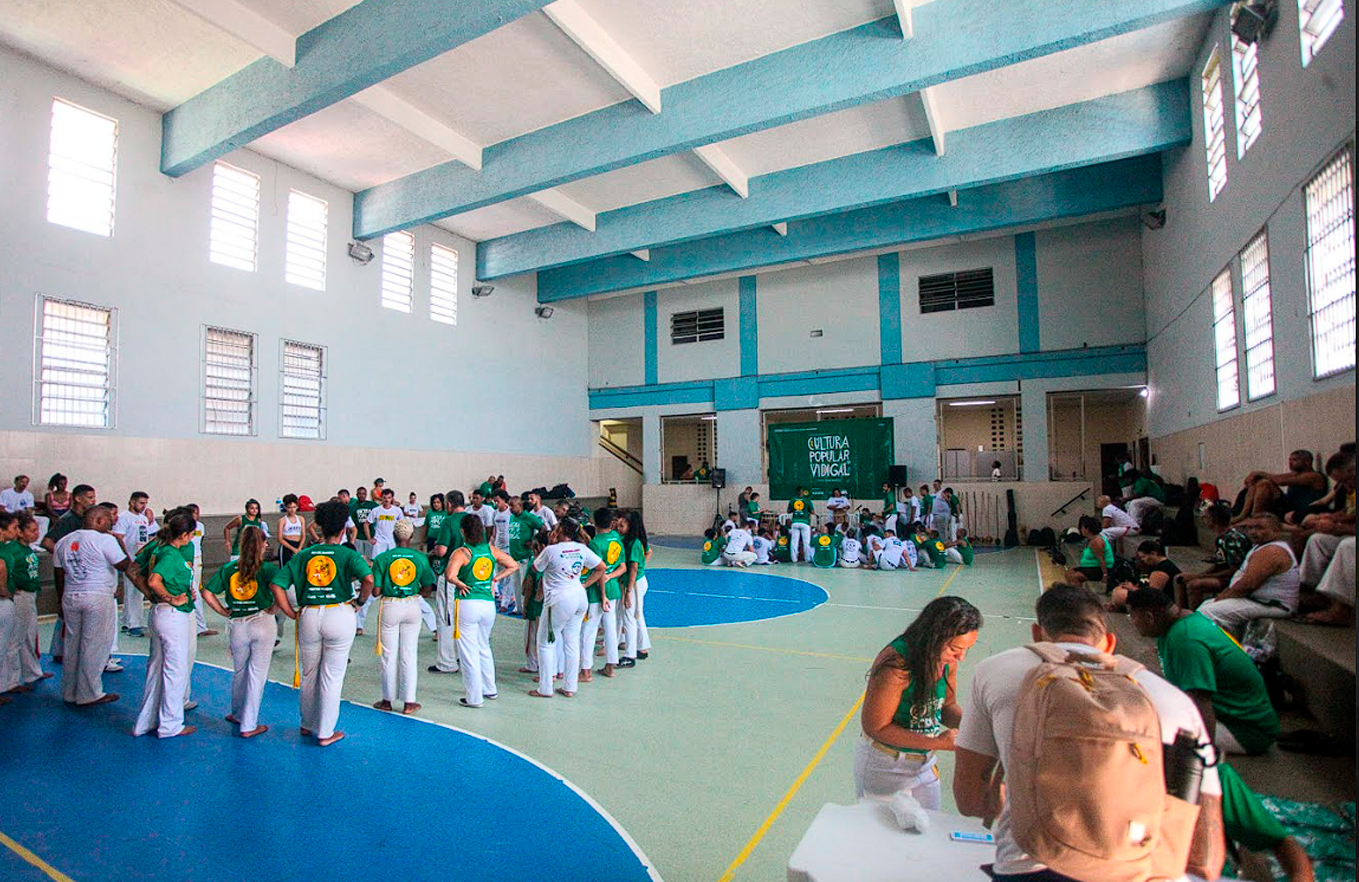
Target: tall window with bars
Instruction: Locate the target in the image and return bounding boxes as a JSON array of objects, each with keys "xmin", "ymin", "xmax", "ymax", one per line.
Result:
[
  {"xmin": 1202, "ymin": 50, "xmax": 1228, "ymax": 201},
  {"xmin": 202, "ymin": 327, "xmax": 256, "ymax": 436},
  {"xmin": 1231, "ymin": 34, "xmax": 1263, "ymax": 158},
  {"xmin": 430, "ymin": 243, "xmax": 458, "ymax": 325},
  {"xmin": 1303, "ymin": 148, "xmax": 1357, "ymax": 379},
  {"xmin": 47, "ymin": 99, "xmax": 117, "ymax": 237},
  {"xmin": 209, "ymin": 162, "xmax": 261, "ymax": 272},
  {"xmin": 280, "ymin": 341, "xmax": 326, "ymax": 440},
  {"xmin": 285, "ymin": 190, "xmax": 327, "ymax": 291},
  {"xmin": 1211, "ymin": 269, "xmax": 1240, "ymax": 411},
  {"xmin": 1239, "ymin": 231, "xmax": 1276, "ymax": 400},
  {"xmin": 1298, "ymin": 0, "xmax": 1345, "ymax": 65},
  {"xmin": 34, "ymin": 297, "xmax": 116, "ymax": 428},
  {"xmin": 380, "ymin": 231, "xmax": 415, "ymax": 313}
]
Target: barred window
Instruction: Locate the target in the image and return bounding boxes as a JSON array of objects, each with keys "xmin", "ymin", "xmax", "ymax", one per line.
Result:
[
  {"xmin": 430, "ymin": 243, "xmax": 458, "ymax": 325},
  {"xmin": 1202, "ymin": 50, "xmax": 1228, "ymax": 201},
  {"xmin": 671, "ymin": 308, "xmax": 724, "ymax": 344},
  {"xmin": 918, "ymin": 268, "xmax": 995, "ymax": 314},
  {"xmin": 202, "ymin": 326, "xmax": 256, "ymax": 436},
  {"xmin": 280, "ymin": 340, "xmax": 326, "ymax": 440},
  {"xmin": 380, "ymin": 231, "xmax": 415, "ymax": 313},
  {"xmin": 1239, "ymin": 231, "xmax": 1276, "ymax": 400},
  {"xmin": 285, "ymin": 190, "xmax": 327, "ymax": 291},
  {"xmin": 1298, "ymin": 0, "xmax": 1344, "ymax": 66},
  {"xmin": 47, "ymin": 99, "xmax": 117, "ymax": 237},
  {"xmin": 1211, "ymin": 269, "xmax": 1240, "ymax": 411},
  {"xmin": 1231, "ymin": 34, "xmax": 1263, "ymax": 157},
  {"xmin": 34, "ymin": 296, "xmax": 115, "ymax": 428},
  {"xmin": 1303, "ymin": 148, "xmax": 1357, "ymax": 378},
  {"xmin": 209, "ymin": 162, "xmax": 260, "ymax": 272}
]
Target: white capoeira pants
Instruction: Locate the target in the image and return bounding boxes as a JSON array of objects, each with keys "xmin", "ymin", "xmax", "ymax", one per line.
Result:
[
  {"xmin": 432, "ymin": 577, "xmax": 460, "ymax": 672},
  {"xmin": 0, "ymin": 598, "xmax": 13, "ymax": 692},
  {"xmin": 1311, "ymin": 536, "xmax": 1356, "ymax": 607},
  {"xmin": 120, "ymin": 573, "xmax": 145, "ymax": 630},
  {"xmin": 723, "ymin": 550, "xmax": 757, "ymax": 567},
  {"xmin": 355, "ymin": 595, "xmax": 377, "ymax": 630},
  {"xmin": 1127, "ymin": 496, "xmax": 1164, "ymax": 525},
  {"xmin": 275, "ymin": 586, "xmax": 298, "ymax": 644},
  {"xmin": 61, "ymin": 593, "xmax": 115, "ymax": 704},
  {"xmin": 789, "ymin": 523, "xmax": 813, "ymax": 562},
  {"xmin": 228, "ymin": 612, "xmax": 274, "ymax": 733},
  {"xmin": 946, "ymin": 548, "xmax": 965, "ymax": 565},
  {"xmin": 453, "ymin": 597, "xmax": 497, "ymax": 706},
  {"xmin": 134, "ymin": 604, "xmax": 193, "ymax": 737},
  {"xmin": 378, "ymin": 596, "xmax": 422, "ymax": 705},
  {"xmin": 417, "ymin": 596, "xmax": 437, "ymax": 633},
  {"xmin": 2, "ymin": 592, "xmax": 45, "ymax": 689},
  {"xmin": 623, "ymin": 576, "xmax": 650, "ymax": 660},
  {"xmin": 853, "ymin": 736, "xmax": 941, "ymax": 809},
  {"xmin": 536, "ymin": 590, "xmax": 587, "ymax": 696},
  {"xmin": 507, "ymin": 565, "xmax": 528, "ymax": 613},
  {"xmin": 1197, "ymin": 596, "xmax": 1291, "ymax": 636},
  {"xmin": 581, "ymin": 600, "xmax": 619, "ymax": 670},
  {"xmin": 299, "ymin": 603, "xmax": 356, "ymax": 740}
]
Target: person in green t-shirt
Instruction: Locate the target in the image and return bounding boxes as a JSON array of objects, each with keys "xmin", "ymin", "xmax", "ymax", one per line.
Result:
[
  {"xmin": 201, "ymin": 525, "xmax": 279, "ymax": 737},
  {"xmin": 694, "ymin": 461, "xmax": 711, "ymax": 483},
  {"xmin": 882, "ymin": 482, "xmax": 899, "ymax": 518},
  {"xmin": 507, "ymin": 495, "xmax": 545, "ymax": 617},
  {"xmin": 582, "ymin": 508, "xmax": 627, "ymax": 680},
  {"xmin": 444, "ymin": 513, "xmax": 518, "ymax": 708},
  {"xmin": 351, "ymin": 487, "xmax": 379, "ymax": 561},
  {"xmin": 370, "ymin": 520, "xmax": 437, "ymax": 715},
  {"xmin": 424, "ymin": 494, "xmax": 447, "ymax": 555},
  {"xmin": 619, "ymin": 510, "xmax": 651, "ymax": 663},
  {"xmin": 812, "ymin": 525, "xmax": 839, "ymax": 568},
  {"xmin": 271, "ymin": 501, "xmax": 374, "ymax": 746},
  {"xmin": 702, "ymin": 529, "xmax": 727, "ymax": 565},
  {"xmin": 787, "ymin": 487, "xmax": 815, "ymax": 563},
  {"xmin": 773, "ymin": 530, "xmax": 792, "ymax": 563},
  {"xmin": 1129, "ymin": 589, "xmax": 1280, "ymax": 755},
  {"xmin": 1, "ymin": 514, "xmax": 49, "ymax": 692},
  {"xmin": 429, "ymin": 490, "xmax": 469, "ymax": 676},
  {"xmin": 922, "ymin": 531, "xmax": 948, "ymax": 569},
  {"xmin": 945, "ymin": 530, "xmax": 975, "ymax": 566},
  {"xmin": 517, "ymin": 532, "xmax": 552, "ymax": 675},
  {"xmin": 1124, "ymin": 470, "xmax": 1167, "ymax": 525},
  {"xmin": 133, "ymin": 511, "xmax": 198, "ymax": 739},
  {"xmin": 745, "ymin": 491, "xmax": 763, "ymax": 526},
  {"xmin": 223, "ymin": 498, "xmax": 270, "ymax": 561}
]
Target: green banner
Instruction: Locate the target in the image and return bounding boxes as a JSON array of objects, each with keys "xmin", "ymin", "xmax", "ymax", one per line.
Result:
[{"xmin": 767, "ymin": 418, "xmax": 895, "ymax": 500}]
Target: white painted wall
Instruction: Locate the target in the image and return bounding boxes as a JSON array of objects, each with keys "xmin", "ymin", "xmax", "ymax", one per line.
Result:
[
  {"xmin": 1142, "ymin": 2, "xmax": 1356, "ymax": 440},
  {"xmin": 1036, "ymin": 216, "xmax": 1146, "ymax": 351},
  {"xmin": 757, "ymin": 258, "xmax": 880, "ymax": 374},
  {"xmin": 899, "ymin": 236, "xmax": 1019, "ymax": 362},
  {"xmin": 654, "ymin": 278, "xmax": 739, "ymax": 383},
  {"xmin": 587, "ymin": 293, "xmax": 644, "ymax": 387},
  {"xmin": 0, "ymin": 47, "xmax": 595, "ymax": 512}
]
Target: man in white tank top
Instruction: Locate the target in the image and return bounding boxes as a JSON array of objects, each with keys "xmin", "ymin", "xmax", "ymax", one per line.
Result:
[{"xmin": 1198, "ymin": 515, "xmax": 1300, "ymax": 636}]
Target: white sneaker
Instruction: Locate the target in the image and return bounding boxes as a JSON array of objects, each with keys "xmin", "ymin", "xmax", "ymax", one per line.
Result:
[
  {"xmin": 104, "ymin": 660, "xmax": 124, "ymax": 673},
  {"xmin": 183, "ymin": 700, "xmax": 198, "ymax": 711}
]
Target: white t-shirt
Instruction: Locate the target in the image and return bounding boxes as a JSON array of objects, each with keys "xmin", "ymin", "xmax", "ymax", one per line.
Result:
[
  {"xmin": 876, "ymin": 536, "xmax": 905, "ymax": 567},
  {"xmin": 752, "ymin": 536, "xmax": 773, "ymax": 564},
  {"xmin": 532, "ymin": 542, "xmax": 602, "ymax": 603},
  {"xmin": 367, "ymin": 504, "xmax": 403, "ymax": 545},
  {"xmin": 402, "ymin": 503, "xmax": 422, "ymax": 518},
  {"xmin": 840, "ymin": 537, "xmax": 862, "ymax": 564},
  {"xmin": 956, "ymin": 643, "xmax": 1221, "ymax": 877},
  {"xmin": 724, "ymin": 528, "xmax": 753, "ymax": 554},
  {"xmin": 53, "ymin": 529, "xmax": 127, "ymax": 595},
  {"xmin": 112, "ymin": 510, "xmax": 153, "ymax": 556},
  {"xmin": 474, "ymin": 503, "xmax": 496, "ymax": 530},
  {"xmin": 903, "ymin": 497, "xmax": 922, "ymax": 524},
  {"xmin": 1102, "ymin": 503, "xmax": 1139, "ymax": 532},
  {"xmin": 534, "ymin": 505, "xmax": 559, "ymax": 529},
  {"xmin": 0, "ymin": 488, "xmax": 34, "ymax": 512},
  {"xmin": 191, "ymin": 521, "xmax": 205, "ymax": 566},
  {"xmin": 492, "ymin": 507, "xmax": 512, "ymax": 549},
  {"xmin": 825, "ymin": 495, "xmax": 851, "ymax": 511}
]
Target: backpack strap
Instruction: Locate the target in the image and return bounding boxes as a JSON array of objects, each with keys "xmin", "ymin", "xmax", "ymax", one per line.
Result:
[{"xmin": 1025, "ymin": 642, "xmax": 1145, "ymax": 677}]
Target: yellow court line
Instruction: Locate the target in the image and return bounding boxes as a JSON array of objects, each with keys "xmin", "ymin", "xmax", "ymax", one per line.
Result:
[
  {"xmin": 0, "ymin": 831, "xmax": 76, "ymax": 882},
  {"xmin": 715, "ymin": 692, "xmax": 866, "ymax": 882},
  {"xmin": 653, "ymin": 634, "xmax": 872, "ymax": 663},
  {"xmin": 935, "ymin": 562, "xmax": 964, "ymax": 596}
]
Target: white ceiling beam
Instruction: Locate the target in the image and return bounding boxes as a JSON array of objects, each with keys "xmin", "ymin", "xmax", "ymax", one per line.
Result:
[
  {"xmin": 919, "ymin": 86, "xmax": 946, "ymax": 156},
  {"xmin": 528, "ymin": 188, "xmax": 597, "ymax": 232},
  {"xmin": 771, "ymin": 222, "xmax": 789, "ymax": 236},
  {"xmin": 351, "ymin": 87, "xmax": 484, "ymax": 171},
  {"xmin": 947, "ymin": 190, "xmax": 959, "ymax": 206},
  {"xmin": 892, "ymin": 0, "xmax": 914, "ymax": 38},
  {"xmin": 167, "ymin": 0, "xmax": 296, "ymax": 66},
  {"xmin": 630, "ymin": 250, "xmax": 651, "ymax": 261},
  {"xmin": 692, "ymin": 144, "xmax": 749, "ymax": 198},
  {"xmin": 543, "ymin": 0, "xmax": 662, "ymax": 114}
]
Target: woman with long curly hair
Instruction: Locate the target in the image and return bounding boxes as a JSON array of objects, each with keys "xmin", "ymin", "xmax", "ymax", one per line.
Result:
[{"xmin": 854, "ymin": 595, "xmax": 982, "ymax": 808}]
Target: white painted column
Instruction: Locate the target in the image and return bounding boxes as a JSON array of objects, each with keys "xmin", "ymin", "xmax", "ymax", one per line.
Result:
[
  {"xmin": 882, "ymin": 398, "xmax": 938, "ymax": 486},
  {"xmin": 642, "ymin": 411, "xmax": 663, "ymax": 485},
  {"xmin": 716, "ymin": 408, "xmax": 762, "ymax": 487},
  {"xmin": 1020, "ymin": 384, "xmax": 1049, "ymax": 482}
]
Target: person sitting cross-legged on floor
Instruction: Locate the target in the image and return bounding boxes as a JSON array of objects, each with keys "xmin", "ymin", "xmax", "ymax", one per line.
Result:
[
  {"xmin": 1108, "ymin": 539, "xmax": 1181, "ymax": 611},
  {"xmin": 720, "ymin": 521, "xmax": 757, "ymax": 568},
  {"xmin": 1197, "ymin": 514, "xmax": 1300, "ymax": 637},
  {"xmin": 1063, "ymin": 515, "xmax": 1112, "ymax": 589},
  {"xmin": 1174, "ymin": 503, "xmax": 1253, "ymax": 611}
]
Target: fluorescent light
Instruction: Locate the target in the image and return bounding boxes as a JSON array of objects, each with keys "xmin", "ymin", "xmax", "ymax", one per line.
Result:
[
  {"xmin": 701, "ymin": 415, "xmax": 717, "ymax": 421},
  {"xmin": 816, "ymin": 408, "xmax": 855, "ymax": 414},
  {"xmin": 947, "ymin": 400, "xmax": 996, "ymax": 407},
  {"xmin": 1140, "ymin": 388, "xmax": 1150, "ymax": 398}
]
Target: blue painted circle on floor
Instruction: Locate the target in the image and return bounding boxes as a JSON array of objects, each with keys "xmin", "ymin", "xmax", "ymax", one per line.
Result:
[{"xmin": 642, "ymin": 567, "xmax": 827, "ymax": 627}]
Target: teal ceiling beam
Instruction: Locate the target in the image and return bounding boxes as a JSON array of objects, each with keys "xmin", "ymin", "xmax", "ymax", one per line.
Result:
[
  {"xmin": 481, "ymin": 82, "xmax": 1187, "ymax": 279},
  {"xmin": 536, "ymin": 155, "xmax": 1163, "ymax": 302},
  {"xmin": 352, "ymin": 0, "xmax": 1227, "ymax": 239},
  {"xmin": 160, "ymin": 0, "xmax": 554, "ymax": 176}
]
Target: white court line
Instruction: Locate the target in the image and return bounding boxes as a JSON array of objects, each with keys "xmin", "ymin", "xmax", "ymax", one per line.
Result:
[
  {"xmin": 826, "ymin": 602, "xmax": 1034, "ymax": 621},
  {"xmin": 1033, "ymin": 547, "xmax": 1045, "ymax": 594},
  {"xmin": 646, "ymin": 589, "xmax": 801, "ymax": 604}
]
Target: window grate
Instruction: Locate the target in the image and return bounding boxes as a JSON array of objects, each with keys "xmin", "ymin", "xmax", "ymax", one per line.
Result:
[
  {"xmin": 1202, "ymin": 50, "xmax": 1228, "ymax": 201},
  {"xmin": 1240, "ymin": 231, "xmax": 1276, "ymax": 400},
  {"xmin": 1232, "ymin": 34, "xmax": 1263, "ymax": 158},
  {"xmin": 203, "ymin": 326, "xmax": 256, "ymax": 436},
  {"xmin": 671, "ymin": 308, "xmax": 724, "ymax": 344},
  {"xmin": 1299, "ymin": 0, "xmax": 1345, "ymax": 65},
  {"xmin": 1304, "ymin": 147, "xmax": 1356, "ymax": 378},
  {"xmin": 919, "ymin": 268, "xmax": 995, "ymax": 314},
  {"xmin": 430, "ymin": 243, "xmax": 458, "ymax": 325},
  {"xmin": 34, "ymin": 296, "xmax": 115, "ymax": 428},
  {"xmin": 1211, "ymin": 269, "xmax": 1240, "ymax": 410},
  {"xmin": 380, "ymin": 231, "xmax": 415, "ymax": 313},
  {"xmin": 210, "ymin": 162, "xmax": 260, "ymax": 272},
  {"xmin": 280, "ymin": 340, "xmax": 326, "ymax": 440},
  {"xmin": 47, "ymin": 99, "xmax": 117, "ymax": 237},
  {"xmin": 285, "ymin": 190, "xmax": 327, "ymax": 291}
]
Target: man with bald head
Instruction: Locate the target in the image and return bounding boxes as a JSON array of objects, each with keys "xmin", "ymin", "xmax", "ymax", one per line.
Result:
[{"xmin": 53, "ymin": 504, "xmax": 134, "ymax": 706}]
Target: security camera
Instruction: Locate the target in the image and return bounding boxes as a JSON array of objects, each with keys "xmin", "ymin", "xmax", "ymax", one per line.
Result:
[
  {"xmin": 471, "ymin": 284, "xmax": 494, "ymax": 298},
  {"xmin": 347, "ymin": 242, "xmax": 374, "ymax": 264},
  {"xmin": 534, "ymin": 306, "xmax": 554, "ymax": 319}
]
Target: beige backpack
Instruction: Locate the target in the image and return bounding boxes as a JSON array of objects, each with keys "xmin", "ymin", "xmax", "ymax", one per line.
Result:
[{"xmin": 1007, "ymin": 643, "xmax": 1200, "ymax": 882}]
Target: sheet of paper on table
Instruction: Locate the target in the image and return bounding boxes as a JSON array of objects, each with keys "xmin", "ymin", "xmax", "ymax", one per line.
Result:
[{"xmin": 787, "ymin": 801, "xmax": 994, "ymax": 882}]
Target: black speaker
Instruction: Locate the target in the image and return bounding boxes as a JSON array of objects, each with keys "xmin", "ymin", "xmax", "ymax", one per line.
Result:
[
  {"xmin": 888, "ymin": 465, "xmax": 909, "ymax": 487},
  {"xmin": 710, "ymin": 468, "xmax": 727, "ymax": 489}
]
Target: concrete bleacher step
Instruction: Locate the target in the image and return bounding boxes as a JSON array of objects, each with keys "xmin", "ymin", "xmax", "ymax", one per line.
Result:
[{"xmin": 1273, "ymin": 620, "xmax": 1356, "ymax": 741}]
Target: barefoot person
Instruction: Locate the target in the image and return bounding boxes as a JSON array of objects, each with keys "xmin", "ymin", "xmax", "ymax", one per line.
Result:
[
  {"xmin": 270, "ymin": 501, "xmax": 374, "ymax": 747},
  {"xmin": 54, "ymin": 504, "xmax": 132, "ymax": 707},
  {"xmin": 133, "ymin": 511, "xmax": 198, "ymax": 738},
  {"xmin": 0, "ymin": 515, "xmax": 50, "ymax": 695},
  {"xmin": 856, "ymin": 596, "xmax": 982, "ymax": 809},
  {"xmin": 619, "ymin": 510, "xmax": 651, "ymax": 664},
  {"xmin": 370, "ymin": 520, "xmax": 436, "ymax": 715},
  {"xmin": 581, "ymin": 508, "xmax": 626, "ymax": 681},
  {"xmin": 444, "ymin": 515, "xmax": 518, "ymax": 708},
  {"xmin": 528, "ymin": 518, "xmax": 606, "ymax": 699},
  {"xmin": 201, "ymin": 525, "xmax": 279, "ymax": 738}
]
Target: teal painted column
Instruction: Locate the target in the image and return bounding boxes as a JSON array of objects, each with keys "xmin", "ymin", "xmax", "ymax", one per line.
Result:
[
  {"xmin": 643, "ymin": 291, "xmax": 658, "ymax": 386},
  {"xmin": 1015, "ymin": 232, "xmax": 1040, "ymax": 353},
  {"xmin": 878, "ymin": 253, "xmax": 902, "ymax": 363},
  {"xmin": 739, "ymin": 276, "xmax": 758, "ymax": 376}
]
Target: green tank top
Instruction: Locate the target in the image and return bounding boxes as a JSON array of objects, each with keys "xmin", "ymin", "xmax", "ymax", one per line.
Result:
[
  {"xmin": 812, "ymin": 533, "xmax": 837, "ymax": 567},
  {"xmin": 1080, "ymin": 536, "xmax": 1114, "ymax": 569},
  {"xmin": 886, "ymin": 636, "xmax": 947, "ymax": 755},
  {"xmin": 233, "ymin": 515, "xmax": 264, "ymax": 554},
  {"xmin": 456, "ymin": 543, "xmax": 496, "ymax": 602}
]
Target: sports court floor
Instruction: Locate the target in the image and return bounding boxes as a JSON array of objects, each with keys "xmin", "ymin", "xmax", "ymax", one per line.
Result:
[{"xmin": 1, "ymin": 543, "xmax": 1041, "ymax": 882}]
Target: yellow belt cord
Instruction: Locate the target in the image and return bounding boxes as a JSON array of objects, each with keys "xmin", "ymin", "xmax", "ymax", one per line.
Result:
[
  {"xmin": 292, "ymin": 614, "xmax": 301, "ymax": 688},
  {"xmin": 453, "ymin": 591, "xmax": 461, "ymax": 640},
  {"xmin": 374, "ymin": 596, "xmax": 384, "ymax": 657}
]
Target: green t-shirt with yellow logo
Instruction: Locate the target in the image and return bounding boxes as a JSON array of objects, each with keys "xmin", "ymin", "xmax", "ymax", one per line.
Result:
[
  {"xmin": 373, "ymin": 547, "xmax": 436, "ymax": 598},
  {"xmin": 152, "ymin": 544, "xmax": 196, "ymax": 613},
  {"xmin": 812, "ymin": 533, "xmax": 837, "ymax": 568},
  {"xmin": 702, "ymin": 535, "xmax": 726, "ymax": 565},
  {"xmin": 586, "ymin": 530, "xmax": 625, "ymax": 602},
  {"xmin": 272, "ymin": 544, "xmax": 371, "ymax": 606},
  {"xmin": 455, "ymin": 543, "xmax": 497, "ymax": 602},
  {"xmin": 788, "ymin": 495, "xmax": 814, "ymax": 524},
  {"xmin": 773, "ymin": 534, "xmax": 791, "ymax": 562},
  {"xmin": 205, "ymin": 559, "xmax": 281, "ymax": 617}
]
